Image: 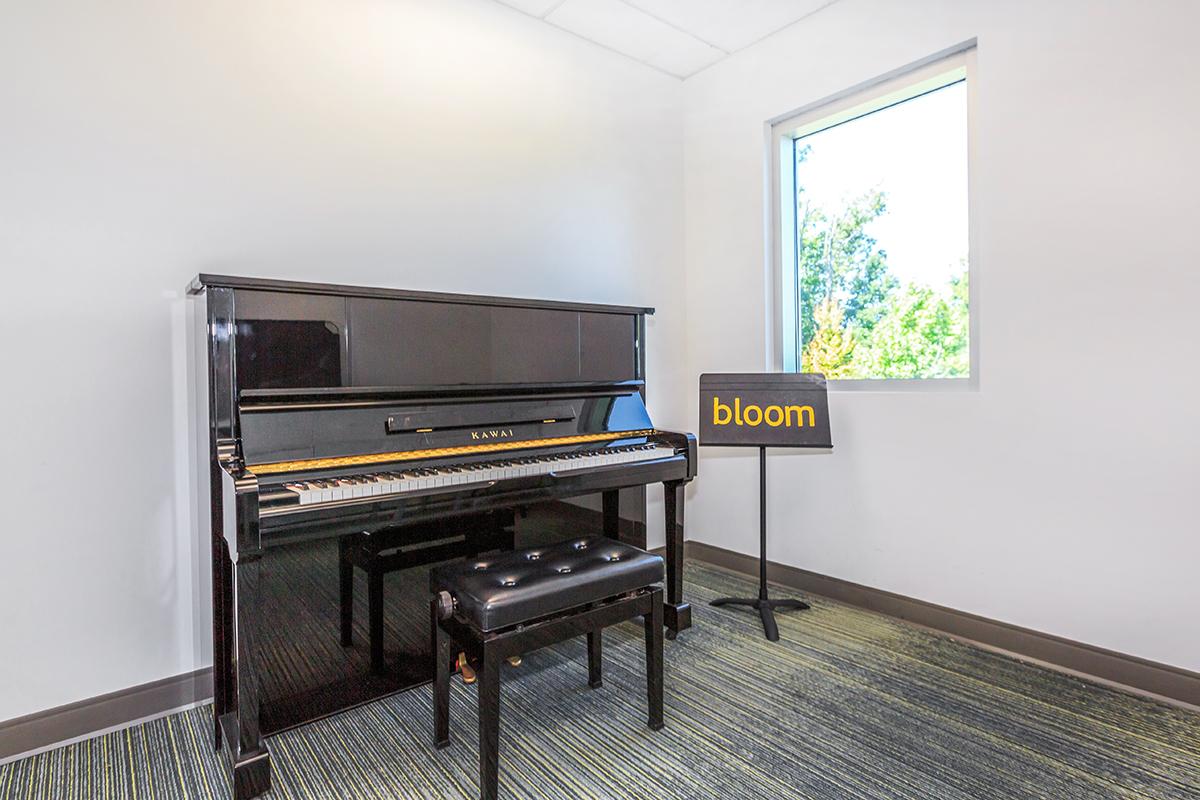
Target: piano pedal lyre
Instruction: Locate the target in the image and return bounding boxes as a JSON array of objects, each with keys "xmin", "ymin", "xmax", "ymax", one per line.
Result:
[
  {"xmin": 457, "ymin": 652, "xmax": 477, "ymax": 684},
  {"xmin": 457, "ymin": 651, "xmax": 520, "ymax": 683}
]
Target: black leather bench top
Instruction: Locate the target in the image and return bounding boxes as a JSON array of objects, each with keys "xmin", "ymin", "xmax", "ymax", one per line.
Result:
[{"xmin": 431, "ymin": 537, "xmax": 664, "ymax": 632}]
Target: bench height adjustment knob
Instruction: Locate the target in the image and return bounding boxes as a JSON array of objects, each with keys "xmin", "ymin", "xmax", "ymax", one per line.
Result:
[{"xmin": 435, "ymin": 591, "xmax": 455, "ymax": 621}]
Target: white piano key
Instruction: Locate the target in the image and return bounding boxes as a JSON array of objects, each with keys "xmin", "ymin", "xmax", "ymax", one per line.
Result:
[{"xmin": 278, "ymin": 445, "xmax": 676, "ymax": 508}]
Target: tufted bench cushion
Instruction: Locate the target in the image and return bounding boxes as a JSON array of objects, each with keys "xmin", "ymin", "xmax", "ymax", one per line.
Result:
[{"xmin": 430, "ymin": 537, "xmax": 664, "ymax": 632}]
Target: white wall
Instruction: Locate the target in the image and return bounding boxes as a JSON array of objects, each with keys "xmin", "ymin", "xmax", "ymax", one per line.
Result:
[
  {"xmin": 683, "ymin": 0, "xmax": 1200, "ymax": 671},
  {"xmin": 0, "ymin": 0, "xmax": 685, "ymax": 721}
]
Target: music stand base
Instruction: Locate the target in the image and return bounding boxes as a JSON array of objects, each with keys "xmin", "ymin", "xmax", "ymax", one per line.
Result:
[
  {"xmin": 708, "ymin": 446, "xmax": 810, "ymax": 642},
  {"xmin": 710, "ymin": 595, "xmax": 809, "ymax": 642}
]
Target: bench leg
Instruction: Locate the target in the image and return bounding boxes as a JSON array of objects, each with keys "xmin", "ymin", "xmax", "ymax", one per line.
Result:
[
  {"xmin": 587, "ymin": 630, "xmax": 603, "ymax": 689},
  {"xmin": 478, "ymin": 647, "xmax": 502, "ymax": 800},
  {"xmin": 602, "ymin": 490, "xmax": 620, "ymax": 540},
  {"xmin": 644, "ymin": 589, "xmax": 664, "ymax": 731},
  {"xmin": 432, "ymin": 603, "xmax": 451, "ymax": 749},
  {"xmin": 369, "ymin": 569, "xmax": 384, "ymax": 673},
  {"xmin": 339, "ymin": 539, "xmax": 353, "ymax": 647}
]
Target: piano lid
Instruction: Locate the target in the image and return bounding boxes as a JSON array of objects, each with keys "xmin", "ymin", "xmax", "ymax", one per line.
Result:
[
  {"xmin": 238, "ymin": 380, "xmax": 647, "ymax": 410},
  {"xmin": 188, "ymin": 274, "xmax": 655, "ymax": 316}
]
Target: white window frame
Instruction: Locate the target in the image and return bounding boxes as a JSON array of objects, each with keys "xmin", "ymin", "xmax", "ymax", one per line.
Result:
[{"xmin": 768, "ymin": 41, "xmax": 979, "ymax": 391}]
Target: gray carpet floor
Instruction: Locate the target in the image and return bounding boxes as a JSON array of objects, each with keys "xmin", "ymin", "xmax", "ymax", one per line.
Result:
[{"xmin": 2, "ymin": 560, "xmax": 1198, "ymax": 799}]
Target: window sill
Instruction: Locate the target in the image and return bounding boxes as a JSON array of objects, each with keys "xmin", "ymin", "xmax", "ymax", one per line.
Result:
[{"xmin": 825, "ymin": 377, "xmax": 977, "ymax": 393}]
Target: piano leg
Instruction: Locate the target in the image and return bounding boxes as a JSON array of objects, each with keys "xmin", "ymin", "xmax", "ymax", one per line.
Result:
[
  {"xmin": 219, "ymin": 550, "xmax": 271, "ymax": 800},
  {"xmin": 338, "ymin": 537, "xmax": 353, "ymax": 647},
  {"xmin": 211, "ymin": 539, "xmax": 233, "ymax": 752},
  {"xmin": 663, "ymin": 480, "xmax": 691, "ymax": 639}
]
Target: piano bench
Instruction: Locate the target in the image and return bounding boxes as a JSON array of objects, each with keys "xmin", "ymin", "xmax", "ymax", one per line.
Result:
[
  {"xmin": 338, "ymin": 511, "xmax": 514, "ymax": 673},
  {"xmin": 429, "ymin": 537, "xmax": 665, "ymax": 800}
]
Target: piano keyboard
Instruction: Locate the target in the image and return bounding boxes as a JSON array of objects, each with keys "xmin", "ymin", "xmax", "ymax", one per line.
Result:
[{"xmin": 282, "ymin": 444, "xmax": 674, "ymax": 506}]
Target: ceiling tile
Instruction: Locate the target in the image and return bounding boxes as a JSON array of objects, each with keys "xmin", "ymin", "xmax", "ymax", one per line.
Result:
[
  {"xmin": 547, "ymin": 0, "xmax": 722, "ymax": 77},
  {"xmin": 622, "ymin": 0, "xmax": 833, "ymax": 53},
  {"xmin": 493, "ymin": 0, "xmax": 565, "ymax": 17}
]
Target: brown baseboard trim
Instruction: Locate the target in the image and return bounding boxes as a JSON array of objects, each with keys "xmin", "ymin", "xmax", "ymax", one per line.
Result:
[
  {"xmin": 0, "ymin": 667, "xmax": 213, "ymax": 763},
  {"xmin": 686, "ymin": 540, "xmax": 1200, "ymax": 711}
]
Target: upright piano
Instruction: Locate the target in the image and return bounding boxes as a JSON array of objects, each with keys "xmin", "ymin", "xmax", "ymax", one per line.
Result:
[{"xmin": 188, "ymin": 275, "xmax": 696, "ymax": 799}]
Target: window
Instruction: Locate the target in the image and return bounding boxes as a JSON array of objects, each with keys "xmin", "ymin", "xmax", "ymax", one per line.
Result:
[{"xmin": 775, "ymin": 49, "xmax": 975, "ymax": 386}]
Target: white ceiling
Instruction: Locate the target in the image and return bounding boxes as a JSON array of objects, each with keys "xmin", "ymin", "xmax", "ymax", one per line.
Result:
[{"xmin": 491, "ymin": 0, "xmax": 840, "ymax": 79}]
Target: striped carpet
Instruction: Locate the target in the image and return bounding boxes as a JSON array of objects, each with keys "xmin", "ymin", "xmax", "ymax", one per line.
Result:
[{"xmin": 2, "ymin": 560, "xmax": 1198, "ymax": 799}]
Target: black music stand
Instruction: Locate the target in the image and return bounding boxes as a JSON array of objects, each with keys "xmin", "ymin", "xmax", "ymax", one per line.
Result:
[
  {"xmin": 709, "ymin": 447, "xmax": 809, "ymax": 641},
  {"xmin": 699, "ymin": 373, "xmax": 831, "ymax": 642}
]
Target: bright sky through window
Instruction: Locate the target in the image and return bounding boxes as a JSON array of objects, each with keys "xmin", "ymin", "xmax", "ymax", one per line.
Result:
[{"xmin": 795, "ymin": 81, "xmax": 968, "ymax": 289}]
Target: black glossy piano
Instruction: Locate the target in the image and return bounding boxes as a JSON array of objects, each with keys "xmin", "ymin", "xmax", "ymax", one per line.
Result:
[{"xmin": 188, "ymin": 275, "xmax": 695, "ymax": 799}]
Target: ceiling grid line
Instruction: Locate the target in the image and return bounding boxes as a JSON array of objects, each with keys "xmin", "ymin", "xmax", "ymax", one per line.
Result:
[
  {"xmin": 538, "ymin": 0, "xmax": 570, "ymax": 19},
  {"xmin": 490, "ymin": 0, "xmax": 845, "ymax": 79},
  {"xmin": 612, "ymin": 0, "xmax": 731, "ymax": 55},
  {"xmin": 711, "ymin": 0, "xmax": 844, "ymax": 70},
  {"xmin": 534, "ymin": 19, "xmax": 686, "ymax": 80}
]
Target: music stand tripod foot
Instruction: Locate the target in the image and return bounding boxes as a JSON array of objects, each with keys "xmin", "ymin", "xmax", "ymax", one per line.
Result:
[{"xmin": 710, "ymin": 595, "xmax": 809, "ymax": 642}]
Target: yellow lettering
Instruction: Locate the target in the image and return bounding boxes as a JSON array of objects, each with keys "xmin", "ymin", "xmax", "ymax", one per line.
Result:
[
  {"xmin": 785, "ymin": 405, "xmax": 815, "ymax": 427},
  {"xmin": 714, "ymin": 397, "xmax": 818, "ymax": 428},
  {"xmin": 471, "ymin": 432, "xmax": 480, "ymax": 440},
  {"xmin": 713, "ymin": 396, "xmax": 732, "ymax": 425}
]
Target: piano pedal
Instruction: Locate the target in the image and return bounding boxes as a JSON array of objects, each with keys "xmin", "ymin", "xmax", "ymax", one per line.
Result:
[
  {"xmin": 506, "ymin": 656, "xmax": 522, "ymax": 668},
  {"xmin": 457, "ymin": 652, "xmax": 477, "ymax": 684}
]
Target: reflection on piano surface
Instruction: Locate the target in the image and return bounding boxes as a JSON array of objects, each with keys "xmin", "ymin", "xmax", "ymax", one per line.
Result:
[{"xmin": 189, "ymin": 275, "xmax": 696, "ymax": 800}]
